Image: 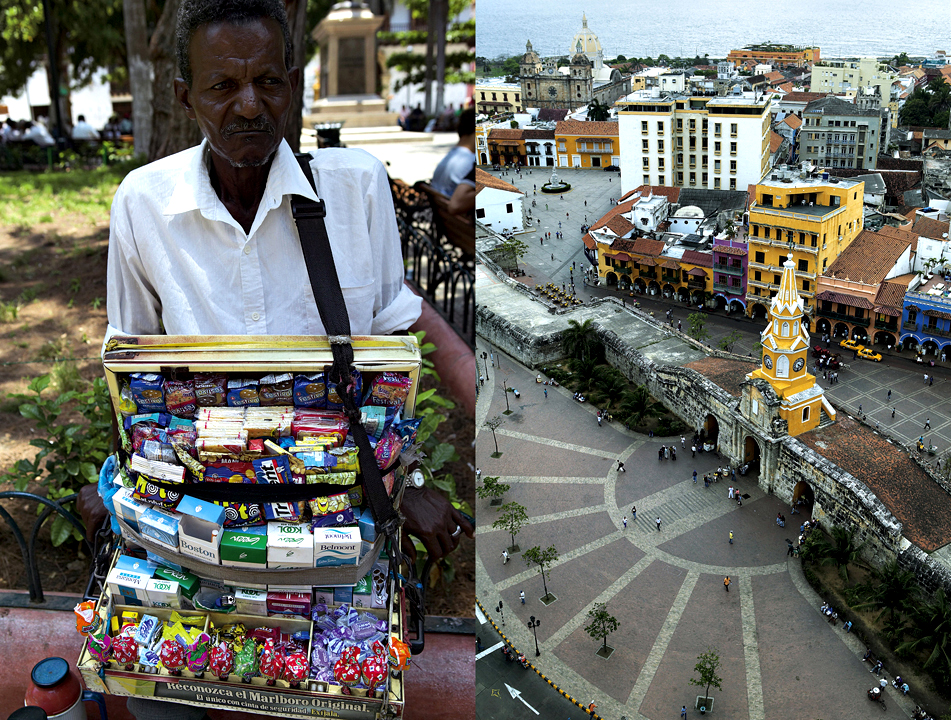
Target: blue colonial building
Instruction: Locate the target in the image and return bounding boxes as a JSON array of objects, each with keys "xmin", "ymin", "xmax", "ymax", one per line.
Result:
[{"xmin": 900, "ymin": 273, "xmax": 951, "ymax": 359}]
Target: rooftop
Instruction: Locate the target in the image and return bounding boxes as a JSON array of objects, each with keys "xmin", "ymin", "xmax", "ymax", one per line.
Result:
[
  {"xmin": 824, "ymin": 229, "xmax": 911, "ymax": 284},
  {"xmin": 799, "ymin": 416, "xmax": 951, "ymax": 553},
  {"xmin": 804, "ymin": 96, "xmax": 880, "ymax": 117},
  {"xmin": 555, "ymin": 120, "xmax": 619, "ymax": 137},
  {"xmin": 912, "ymin": 214, "xmax": 950, "ymax": 241},
  {"xmin": 475, "ymin": 168, "xmax": 523, "ymax": 195},
  {"xmin": 684, "ymin": 356, "xmax": 756, "ymax": 397},
  {"xmin": 676, "ymin": 188, "xmax": 749, "ymax": 217}
]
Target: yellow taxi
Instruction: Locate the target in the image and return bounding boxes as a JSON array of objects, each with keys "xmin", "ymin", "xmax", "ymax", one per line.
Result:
[
  {"xmin": 857, "ymin": 347, "xmax": 882, "ymax": 362},
  {"xmin": 839, "ymin": 338, "xmax": 864, "ymax": 352}
]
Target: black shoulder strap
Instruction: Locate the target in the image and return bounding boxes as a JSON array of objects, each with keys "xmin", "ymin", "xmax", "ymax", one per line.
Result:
[{"xmin": 290, "ymin": 152, "xmax": 402, "ymax": 543}]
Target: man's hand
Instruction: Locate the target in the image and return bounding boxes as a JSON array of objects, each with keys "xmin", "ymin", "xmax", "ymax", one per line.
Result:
[{"xmin": 400, "ymin": 485, "xmax": 473, "ymax": 562}]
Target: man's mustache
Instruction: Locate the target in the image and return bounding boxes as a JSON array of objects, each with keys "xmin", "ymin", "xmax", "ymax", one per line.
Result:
[{"xmin": 222, "ymin": 118, "xmax": 275, "ymax": 138}]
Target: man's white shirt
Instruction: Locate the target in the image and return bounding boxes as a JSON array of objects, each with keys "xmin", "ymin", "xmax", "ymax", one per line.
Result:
[{"xmin": 107, "ymin": 139, "xmax": 421, "ymax": 337}]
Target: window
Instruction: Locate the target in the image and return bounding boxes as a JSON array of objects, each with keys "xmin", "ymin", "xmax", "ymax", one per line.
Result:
[
  {"xmin": 479, "ymin": 92, "xmax": 485, "ymax": 100},
  {"xmin": 751, "ymin": 225, "xmax": 758, "ymax": 237},
  {"xmin": 730, "ymin": 123, "xmax": 738, "ymax": 136},
  {"xmin": 798, "ymin": 259, "xmax": 808, "ymax": 272},
  {"xmin": 657, "ymin": 121, "xmax": 664, "ymax": 134},
  {"xmin": 503, "ymin": 93, "xmax": 508, "ymax": 101},
  {"xmin": 811, "ymin": 235, "xmax": 817, "ymax": 247},
  {"xmin": 754, "ymin": 271, "xmax": 762, "ymax": 281},
  {"xmin": 714, "ymin": 141, "xmax": 721, "ymax": 153},
  {"xmin": 505, "ymin": 203, "xmax": 513, "ymax": 213},
  {"xmin": 677, "ymin": 153, "xmax": 684, "ymax": 165},
  {"xmin": 491, "ymin": 93, "xmax": 497, "ymax": 101},
  {"xmin": 476, "ymin": 208, "xmax": 485, "ymax": 219},
  {"xmin": 764, "ymin": 228, "xmax": 771, "ymax": 239},
  {"xmin": 802, "ymin": 280, "xmax": 810, "ymax": 291},
  {"xmin": 781, "ymin": 321, "xmax": 789, "ymax": 337},
  {"xmin": 730, "ymin": 142, "xmax": 737, "ymax": 154},
  {"xmin": 774, "ymin": 274, "xmax": 781, "ymax": 285},
  {"xmin": 802, "ymin": 407, "xmax": 810, "ymax": 422},
  {"xmin": 658, "ymin": 158, "xmax": 665, "ymax": 170},
  {"xmin": 714, "ymin": 122, "xmax": 721, "ymax": 136},
  {"xmin": 676, "ymin": 119, "xmax": 683, "ymax": 130},
  {"xmin": 908, "ymin": 307, "xmax": 918, "ymax": 324},
  {"xmin": 690, "ymin": 154, "xmax": 696, "ymax": 167},
  {"xmin": 714, "ymin": 177, "xmax": 721, "ymax": 188},
  {"xmin": 658, "ymin": 175, "xmax": 665, "ymax": 185},
  {"xmin": 689, "ymin": 172, "xmax": 696, "ymax": 185},
  {"xmin": 776, "ymin": 355, "xmax": 789, "ymax": 378},
  {"xmin": 730, "ymin": 160, "xmax": 737, "ymax": 172},
  {"xmin": 677, "ymin": 172, "xmax": 684, "ymax": 183},
  {"xmin": 658, "ymin": 140, "xmax": 665, "ymax": 152},
  {"xmin": 642, "ymin": 121, "xmax": 649, "ymax": 133},
  {"xmin": 642, "ymin": 139, "xmax": 649, "ymax": 150},
  {"xmin": 642, "ymin": 157, "xmax": 650, "ymax": 170},
  {"xmin": 730, "ymin": 178, "xmax": 736, "ymax": 190},
  {"xmin": 689, "ymin": 137, "xmax": 696, "ymax": 150},
  {"xmin": 702, "ymin": 157, "xmax": 708, "ymax": 168},
  {"xmin": 689, "ymin": 119, "xmax": 696, "ymax": 129},
  {"xmin": 515, "ymin": 94, "xmax": 520, "ymax": 102},
  {"xmin": 702, "ymin": 172, "xmax": 708, "ymax": 184},
  {"xmin": 755, "ymin": 251, "xmax": 765, "ymax": 263},
  {"xmin": 715, "ymin": 160, "xmax": 721, "ymax": 171},
  {"xmin": 643, "ymin": 174, "xmax": 651, "ymax": 184}
]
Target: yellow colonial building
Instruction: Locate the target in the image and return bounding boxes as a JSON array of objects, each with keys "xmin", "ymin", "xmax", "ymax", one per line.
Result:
[
  {"xmin": 746, "ymin": 169, "xmax": 865, "ymax": 324},
  {"xmin": 748, "ymin": 252, "xmax": 835, "ymax": 436},
  {"xmin": 555, "ymin": 120, "xmax": 620, "ymax": 169}
]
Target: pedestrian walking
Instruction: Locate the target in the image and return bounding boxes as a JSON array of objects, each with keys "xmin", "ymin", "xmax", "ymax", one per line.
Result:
[
  {"xmin": 584, "ymin": 199, "xmax": 587, "ymax": 207},
  {"xmin": 887, "ymin": 389, "xmax": 891, "ymax": 401},
  {"xmin": 597, "ymin": 413, "xmax": 602, "ymax": 427},
  {"xmin": 926, "ymin": 418, "xmax": 932, "ymax": 430},
  {"xmin": 729, "ymin": 531, "xmax": 734, "ymax": 545},
  {"xmin": 930, "ymin": 375, "xmax": 934, "ymax": 386},
  {"xmin": 551, "ymin": 253, "xmax": 554, "ymax": 261},
  {"xmin": 728, "ymin": 486, "xmax": 734, "ymax": 499},
  {"xmin": 691, "ymin": 444, "xmax": 696, "ymax": 457},
  {"xmin": 724, "ymin": 576, "xmax": 731, "ymax": 592},
  {"xmin": 693, "ymin": 470, "xmax": 698, "ymax": 483},
  {"xmin": 656, "ymin": 516, "xmax": 662, "ymax": 531},
  {"xmin": 924, "ymin": 373, "xmax": 929, "ymax": 384},
  {"xmin": 858, "ymin": 404, "xmax": 862, "ymax": 414},
  {"xmin": 632, "ymin": 505, "xmax": 636, "ymax": 520},
  {"xmin": 520, "ymin": 591, "xmax": 525, "ymax": 604},
  {"xmin": 622, "ymin": 516, "xmax": 627, "ymax": 529},
  {"xmin": 501, "ymin": 549, "xmax": 509, "ymax": 564},
  {"xmin": 544, "ymin": 387, "xmax": 548, "ymax": 398},
  {"xmin": 892, "ymin": 407, "xmax": 896, "ymax": 418},
  {"xmin": 681, "ymin": 706, "xmax": 687, "ymax": 719},
  {"xmin": 617, "ymin": 460, "xmax": 626, "ymax": 472},
  {"xmin": 678, "ymin": 320, "xmax": 682, "ymax": 331},
  {"xmin": 681, "ymin": 436, "xmax": 686, "ymax": 448}
]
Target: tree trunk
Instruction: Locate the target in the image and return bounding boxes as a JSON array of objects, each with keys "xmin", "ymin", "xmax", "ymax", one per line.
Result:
[
  {"xmin": 148, "ymin": 0, "xmax": 202, "ymax": 161},
  {"xmin": 124, "ymin": 0, "xmax": 153, "ymax": 157},
  {"xmin": 423, "ymin": 5, "xmax": 435, "ymax": 115},
  {"xmin": 283, "ymin": 0, "xmax": 308, "ymax": 153},
  {"xmin": 433, "ymin": 0, "xmax": 446, "ymax": 115}
]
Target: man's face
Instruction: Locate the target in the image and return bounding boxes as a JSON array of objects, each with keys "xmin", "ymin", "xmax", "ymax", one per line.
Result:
[{"xmin": 175, "ymin": 18, "xmax": 299, "ymax": 168}]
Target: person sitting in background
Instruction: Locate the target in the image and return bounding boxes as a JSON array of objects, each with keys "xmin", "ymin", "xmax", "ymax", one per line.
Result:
[
  {"xmin": 71, "ymin": 114, "xmax": 100, "ymax": 141},
  {"xmin": 431, "ymin": 106, "xmax": 475, "ymax": 199},
  {"xmin": 0, "ymin": 118, "xmax": 19, "ymax": 142},
  {"xmin": 447, "ymin": 164, "xmax": 475, "ymax": 218},
  {"xmin": 118, "ymin": 114, "xmax": 134, "ymax": 135},
  {"xmin": 21, "ymin": 120, "xmax": 55, "ymax": 146}
]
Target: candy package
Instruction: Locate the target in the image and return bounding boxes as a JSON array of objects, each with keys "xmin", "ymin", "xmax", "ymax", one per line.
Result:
[
  {"xmin": 130, "ymin": 373, "xmax": 165, "ymax": 413},
  {"xmin": 193, "ymin": 374, "xmax": 227, "ymax": 407},
  {"xmin": 164, "ymin": 379, "xmax": 197, "ymax": 417},
  {"xmin": 260, "ymin": 373, "xmax": 294, "ymax": 406},
  {"xmin": 293, "ymin": 373, "xmax": 326, "ymax": 408}
]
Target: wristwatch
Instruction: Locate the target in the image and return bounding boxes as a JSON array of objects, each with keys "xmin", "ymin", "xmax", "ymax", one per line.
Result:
[{"xmin": 409, "ymin": 469, "xmax": 425, "ymax": 489}]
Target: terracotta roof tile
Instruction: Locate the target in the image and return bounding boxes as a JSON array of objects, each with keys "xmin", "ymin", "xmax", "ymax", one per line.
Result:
[
  {"xmin": 660, "ymin": 258, "xmax": 680, "ymax": 269},
  {"xmin": 632, "ymin": 184, "xmax": 681, "ymax": 204},
  {"xmin": 487, "ymin": 128, "xmax": 523, "ymax": 140},
  {"xmin": 764, "ymin": 71, "xmax": 785, "ymax": 82},
  {"xmin": 815, "ymin": 290, "xmax": 874, "ymax": 309},
  {"xmin": 590, "ymin": 198, "xmax": 638, "ymax": 233},
  {"xmin": 799, "ymin": 416, "xmax": 951, "ymax": 552},
  {"xmin": 781, "ymin": 91, "xmax": 829, "ymax": 103},
  {"xmin": 521, "ymin": 128, "xmax": 555, "ymax": 139},
  {"xmin": 714, "ymin": 245, "xmax": 748, "ymax": 256},
  {"xmin": 605, "ymin": 215, "xmax": 636, "ymax": 236},
  {"xmin": 475, "ymin": 168, "xmax": 523, "ymax": 195},
  {"xmin": 684, "ymin": 357, "xmax": 756, "ymax": 397},
  {"xmin": 781, "ymin": 114, "xmax": 802, "ymax": 129},
  {"xmin": 629, "ymin": 237, "xmax": 665, "ymax": 256},
  {"xmin": 770, "ymin": 131, "xmax": 784, "ymax": 153},
  {"xmin": 582, "ymin": 233, "xmax": 596, "ymax": 249},
  {"xmin": 681, "ymin": 250, "xmax": 714, "ymax": 267},
  {"xmin": 687, "ymin": 266, "xmax": 708, "ymax": 277},
  {"xmin": 537, "ymin": 108, "xmax": 569, "ymax": 122},
  {"xmin": 877, "ymin": 225, "xmax": 920, "ymax": 254},
  {"xmin": 555, "ymin": 120, "xmax": 619, "ymax": 137},
  {"xmin": 924, "ymin": 309, "xmax": 951, "ymax": 320},
  {"xmin": 874, "ymin": 281, "xmax": 908, "ymax": 313},
  {"xmin": 777, "ymin": 81, "xmax": 794, "ymax": 93},
  {"xmin": 912, "ymin": 214, "xmax": 950, "ymax": 241},
  {"xmin": 824, "ymin": 230, "xmax": 910, "ymax": 284}
]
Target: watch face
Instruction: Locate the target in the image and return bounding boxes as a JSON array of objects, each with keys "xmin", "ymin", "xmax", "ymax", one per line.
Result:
[
  {"xmin": 794, "ymin": 358, "xmax": 805, "ymax": 372},
  {"xmin": 764, "ymin": 355, "xmax": 773, "ymax": 369},
  {"xmin": 548, "ymin": 86, "xmax": 557, "ymax": 96}
]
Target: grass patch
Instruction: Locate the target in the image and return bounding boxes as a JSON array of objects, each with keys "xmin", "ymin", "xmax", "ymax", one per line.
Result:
[
  {"xmin": 0, "ymin": 301, "xmax": 19, "ymax": 323},
  {"xmin": 0, "ymin": 161, "xmax": 142, "ymax": 227},
  {"xmin": 35, "ymin": 338, "xmax": 69, "ymax": 362},
  {"xmin": 50, "ymin": 359, "xmax": 87, "ymax": 394}
]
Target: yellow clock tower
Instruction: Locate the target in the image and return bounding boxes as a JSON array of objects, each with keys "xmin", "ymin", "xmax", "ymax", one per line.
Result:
[{"xmin": 748, "ymin": 253, "xmax": 835, "ymax": 435}]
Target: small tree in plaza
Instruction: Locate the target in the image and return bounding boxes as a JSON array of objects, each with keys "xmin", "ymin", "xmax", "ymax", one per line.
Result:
[
  {"xmin": 523, "ymin": 545, "xmax": 559, "ymax": 603},
  {"xmin": 498, "ymin": 236, "xmax": 529, "ymax": 272},
  {"xmin": 476, "ymin": 475, "xmax": 510, "ymax": 506},
  {"xmin": 584, "ymin": 602, "xmax": 620, "ymax": 658},
  {"xmin": 492, "ymin": 501, "xmax": 528, "ymax": 553},
  {"xmin": 484, "ymin": 415, "xmax": 504, "ymax": 457},
  {"xmin": 687, "ymin": 312, "xmax": 709, "ymax": 342},
  {"xmin": 689, "ymin": 648, "xmax": 723, "ymax": 710}
]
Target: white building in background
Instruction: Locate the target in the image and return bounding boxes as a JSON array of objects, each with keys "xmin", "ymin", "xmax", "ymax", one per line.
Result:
[
  {"xmin": 616, "ymin": 88, "xmax": 771, "ymax": 196},
  {"xmin": 475, "ymin": 168, "xmax": 524, "ymax": 235},
  {"xmin": 1, "ymin": 68, "xmax": 115, "ymax": 129}
]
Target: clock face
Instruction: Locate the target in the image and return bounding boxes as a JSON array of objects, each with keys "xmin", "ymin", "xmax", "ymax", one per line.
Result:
[
  {"xmin": 764, "ymin": 355, "xmax": 773, "ymax": 369},
  {"xmin": 548, "ymin": 86, "xmax": 557, "ymax": 96},
  {"xmin": 548, "ymin": 68, "xmax": 555, "ymax": 74},
  {"xmin": 794, "ymin": 358, "xmax": 805, "ymax": 372}
]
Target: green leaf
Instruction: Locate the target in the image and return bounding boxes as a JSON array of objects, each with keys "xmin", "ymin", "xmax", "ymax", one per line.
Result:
[
  {"xmin": 80, "ymin": 462, "xmax": 99, "ymax": 481},
  {"xmin": 432, "ymin": 472, "xmax": 455, "ymax": 493},
  {"xmin": 49, "ymin": 514, "xmax": 73, "ymax": 547},
  {"xmin": 28, "ymin": 375, "xmax": 50, "ymax": 394},
  {"xmin": 19, "ymin": 403, "xmax": 42, "ymax": 420},
  {"xmin": 66, "ymin": 459, "xmax": 80, "ymax": 476},
  {"xmin": 427, "ymin": 442, "xmax": 458, "ymax": 470},
  {"xmin": 422, "ymin": 393, "xmax": 455, "ymax": 409},
  {"xmin": 415, "ymin": 388, "xmax": 436, "ymax": 403}
]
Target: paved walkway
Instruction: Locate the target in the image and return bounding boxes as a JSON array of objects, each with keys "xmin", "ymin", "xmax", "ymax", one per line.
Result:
[
  {"xmin": 481, "ymin": 165, "xmax": 951, "ymax": 463},
  {"xmin": 474, "ymin": 341, "xmax": 918, "ymax": 720}
]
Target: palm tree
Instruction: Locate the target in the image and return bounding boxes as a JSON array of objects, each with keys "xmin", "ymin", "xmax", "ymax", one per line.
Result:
[
  {"xmin": 618, "ymin": 385, "xmax": 662, "ymax": 426},
  {"xmin": 814, "ymin": 526, "xmax": 867, "ymax": 582},
  {"xmin": 587, "ymin": 98, "xmax": 610, "ymax": 122},
  {"xmin": 590, "ymin": 365, "xmax": 628, "ymax": 412},
  {"xmin": 897, "ymin": 588, "xmax": 951, "ymax": 684},
  {"xmin": 852, "ymin": 560, "xmax": 919, "ymax": 623},
  {"xmin": 562, "ymin": 319, "xmax": 599, "ymax": 361},
  {"xmin": 568, "ymin": 356, "xmax": 599, "ymax": 394}
]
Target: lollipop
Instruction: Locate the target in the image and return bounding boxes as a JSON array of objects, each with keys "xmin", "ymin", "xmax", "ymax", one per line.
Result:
[
  {"xmin": 187, "ymin": 632, "xmax": 211, "ymax": 678},
  {"xmin": 159, "ymin": 639, "xmax": 187, "ymax": 675},
  {"xmin": 234, "ymin": 639, "xmax": 260, "ymax": 683},
  {"xmin": 112, "ymin": 634, "xmax": 139, "ymax": 671},
  {"xmin": 333, "ymin": 647, "xmax": 362, "ymax": 695},
  {"xmin": 209, "ymin": 641, "xmax": 234, "ymax": 680},
  {"xmin": 283, "ymin": 643, "xmax": 309, "ymax": 688},
  {"xmin": 361, "ymin": 644, "xmax": 388, "ymax": 698},
  {"xmin": 259, "ymin": 639, "xmax": 285, "ymax": 686}
]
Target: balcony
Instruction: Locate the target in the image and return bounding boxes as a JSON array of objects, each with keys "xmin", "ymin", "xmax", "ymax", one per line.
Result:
[
  {"xmin": 750, "ymin": 202, "xmax": 846, "ymax": 224},
  {"xmin": 687, "ymin": 279, "xmax": 706, "ymax": 289},
  {"xmin": 639, "ymin": 269, "xmax": 657, "ymax": 279},
  {"xmin": 874, "ymin": 319, "xmax": 898, "ymax": 330},
  {"xmin": 578, "ymin": 146, "xmax": 614, "ymax": 154},
  {"xmin": 817, "ymin": 308, "xmax": 869, "ymax": 326},
  {"xmin": 903, "ymin": 320, "xmax": 919, "ymax": 332},
  {"xmin": 924, "ymin": 326, "xmax": 951, "ymax": 338},
  {"xmin": 661, "ymin": 272, "xmax": 681, "ymax": 283},
  {"xmin": 713, "ymin": 282, "xmax": 743, "ymax": 295},
  {"xmin": 714, "ymin": 263, "xmax": 744, "ymax": 275}
]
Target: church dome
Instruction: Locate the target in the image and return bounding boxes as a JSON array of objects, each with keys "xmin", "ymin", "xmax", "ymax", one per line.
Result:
[
  {"xmin": 570, "ymin": 14, "xmax": 601, "ymax": 56},
  {"xmin": 674, "ymin": 205, "xmax": 704, "ymax": 218},
  {"xmin": 571, "ymin": 52, "xmax": 591, "ymax": 66},
  {"xmin": 521, "ymin": 39, "xmax": 541, "ymax": 64}
]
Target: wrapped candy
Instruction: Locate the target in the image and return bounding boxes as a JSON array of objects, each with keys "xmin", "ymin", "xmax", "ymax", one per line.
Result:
[
  {"xmin": 333, "ymin": 646, "xmax": 362, "ymax": 694},
  {"xmin": 234, "ymin": 639, "xmax": 259, "ymax": 683},
  {"xmin": 74, "ymin": 601, "xmax": 101, "ymax": 637},
  {"xmin": 388, "ymin": 635, "xmax": 411, "ymax": 672},
  {"xmin": 112, "ymin": 634, "xmax": 139, "ymax": 670},
  {"xmin": 259, "ymin": 639, "xmax": 284, "ymax": 686},
  {"xmin": 159, "ymin": 639, "xmax": 186, "ymax": 675},
  {"xmin": 283, "ymin": 643, "xmax": 309, "ymax": 688},
  {"xmin": 87, "ymin": 635, "xmax": 112, "ymax": 666},
  {"xmin": 361, "ymin": 643, "xmax": 388, "ymax": 698},
  {"xmin": 187, "ymin": 633, "xmax": 211, "ymax": 677},
  {"xmin": 209, "ymin": 641, "xmax": 234, "ymax": 680}
]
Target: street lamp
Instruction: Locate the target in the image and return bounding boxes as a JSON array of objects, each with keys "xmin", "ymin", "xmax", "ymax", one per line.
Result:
[
  {"xmin": 502, "ymin": 378, "xmax": 511, "ymax": 412},
  {"xmin": 528, "ymin": 616, "xmax": 541, "ymax": 656},
  {"xmin": 497, "ymin": 601, "xmax": 505, "ymax": 626}
]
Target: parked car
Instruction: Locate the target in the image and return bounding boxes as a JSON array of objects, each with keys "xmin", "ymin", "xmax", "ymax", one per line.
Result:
[
  {"xmin": 603, "ymin": 165, "xmax": 619, "ymax": 171},
  {"xmin": 857, "ymin": 347, "xmax": 882, "ymax": 362},
  {"xmin": 840, "ymin": 338, "xmax": 864, "ymax": 351}
]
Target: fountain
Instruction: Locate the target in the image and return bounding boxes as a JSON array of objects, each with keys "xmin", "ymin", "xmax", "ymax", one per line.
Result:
[{"xmin": 541, "ymin": 168, "xmax": 571, "ymax": 194}]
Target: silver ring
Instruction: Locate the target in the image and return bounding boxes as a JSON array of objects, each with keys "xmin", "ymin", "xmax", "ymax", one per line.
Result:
[{"xmin": 451, "ymin": 525, "xmax": 462, "ymax": 538}]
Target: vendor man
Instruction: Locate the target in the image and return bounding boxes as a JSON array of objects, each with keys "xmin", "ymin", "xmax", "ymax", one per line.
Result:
[{"xmin": 106, "ymin": 3, "xmax": 471, "ymax": 712}]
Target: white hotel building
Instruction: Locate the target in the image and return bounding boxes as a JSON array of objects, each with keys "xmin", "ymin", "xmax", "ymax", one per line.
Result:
[{"xmin": 616, "ymin": 89, "xmax": 772, "ymax": 197}]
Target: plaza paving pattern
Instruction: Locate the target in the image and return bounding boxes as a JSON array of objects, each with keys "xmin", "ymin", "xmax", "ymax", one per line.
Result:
[{"xmin": 474, "ymin": 339, "xmax": 919, "ymax": 720}]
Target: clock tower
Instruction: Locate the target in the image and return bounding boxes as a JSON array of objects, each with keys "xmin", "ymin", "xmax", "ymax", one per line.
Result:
[{"xmin": 747, "ymin": 252, "xmax": 834, "ymax": 435}]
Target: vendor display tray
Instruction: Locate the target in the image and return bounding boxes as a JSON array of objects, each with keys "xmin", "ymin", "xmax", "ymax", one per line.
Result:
[{"xmin": 78, "ymin": 551, "xmax": 407, "ymax": 719}]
